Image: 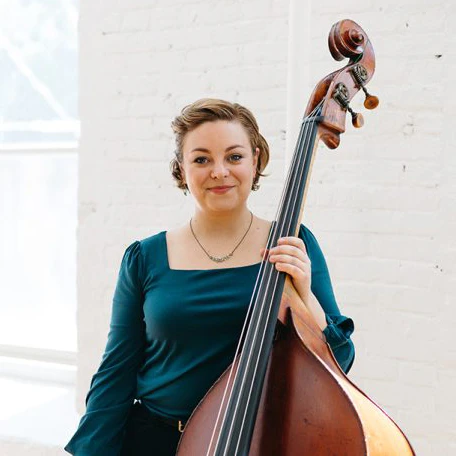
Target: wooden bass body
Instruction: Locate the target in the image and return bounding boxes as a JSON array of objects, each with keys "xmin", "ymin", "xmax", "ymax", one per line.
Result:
[{"xmin": 177, "ymin": 281, "xmax": 415, "ymax": 455}]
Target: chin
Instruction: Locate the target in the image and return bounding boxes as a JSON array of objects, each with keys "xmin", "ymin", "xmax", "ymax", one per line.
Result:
[
  {"xmin": 198, "ymin": 190, "xmax": 250, "ymax": 213},
  {"xmin": 207, "ymin": 203, "xmax": 239, "ymax": 213},
  {"xmin": 210, "ymin": 199, "xmax": 250, "ymax": 214}
]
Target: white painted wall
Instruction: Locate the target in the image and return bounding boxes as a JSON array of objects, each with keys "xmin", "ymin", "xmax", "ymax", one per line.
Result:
[{"xmin": 74, "ymin": 1, "xmax": 456, "ymax": 454}]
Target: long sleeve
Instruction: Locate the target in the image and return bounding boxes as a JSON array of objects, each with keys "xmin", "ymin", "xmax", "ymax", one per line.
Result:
[
  {"xmin": 65, "ymin": 241, "xmax": 146, "ymax": 455},
  {"xmin": 299, "ymin": 225, "xmax": 355, "ymax": 373}
]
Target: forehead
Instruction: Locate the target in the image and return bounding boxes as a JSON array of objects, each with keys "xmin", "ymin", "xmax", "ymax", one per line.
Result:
[{"xmin": 182, "ymin": 120, "xmax": 251, "ymax": 151}]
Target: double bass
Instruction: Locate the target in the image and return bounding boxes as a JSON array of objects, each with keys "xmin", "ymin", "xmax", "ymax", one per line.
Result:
[{"xmin": 177, "ymin": 19, "xmax": 416, "ymax": 456}]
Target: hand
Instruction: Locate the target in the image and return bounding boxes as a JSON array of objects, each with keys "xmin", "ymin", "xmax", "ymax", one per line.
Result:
[
  {"xmin": 260, "ymin": 236, "xmax": 311, "ymax": 306},
  {"xmin": 260, "ymin": 237, "xmax": 328, "ymax": 330}
]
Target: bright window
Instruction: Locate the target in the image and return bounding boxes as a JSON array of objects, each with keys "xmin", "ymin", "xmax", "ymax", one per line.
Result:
[{"xmin": 0, "ymin": 0, "xmax": 79, "ymax": 353}]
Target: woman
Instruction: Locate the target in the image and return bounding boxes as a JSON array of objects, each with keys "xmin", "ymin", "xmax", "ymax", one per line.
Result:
[{"xmin": 65, "ymin": 98, "xmax": 355, "ymax": 455}]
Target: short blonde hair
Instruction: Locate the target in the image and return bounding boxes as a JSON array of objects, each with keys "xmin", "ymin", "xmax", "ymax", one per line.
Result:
[{"xmin": 170, "ymin": 98, "xmax": 269, "ymax": 192}]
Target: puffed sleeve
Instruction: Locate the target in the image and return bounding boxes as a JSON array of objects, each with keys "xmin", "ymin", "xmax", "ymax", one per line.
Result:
[
  {"xmin": 299, "ymin": 225, "xmax": 355, "ymax": 373},
  {"xmin": 65, "ymin": 241, "xmax": 146, "ymax": 455}
]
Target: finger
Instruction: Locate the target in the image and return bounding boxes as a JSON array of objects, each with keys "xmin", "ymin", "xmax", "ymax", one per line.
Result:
[
  {"xmin": 276, "ymin": 237, "xmax": 308, "ymax": 258},
  {"xmin": 277, "ymin": 236, "xmax": 307, "ymax": 251},
  {"xmin": 274, "ymin": 261, "xmax": 308, "ymax": 279},
  {"xmin": 269, "ymin": 244, "xmax": 309, "ymax": 262},
  {"xmin": 269, "ymin": 254, "xmax": 308, "ymax": 270}
]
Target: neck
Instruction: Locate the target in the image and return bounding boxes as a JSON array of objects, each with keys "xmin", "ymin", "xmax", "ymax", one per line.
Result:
[{"xmin": 190, "ymin": 207, "xmax": 253, "ymax": 238}]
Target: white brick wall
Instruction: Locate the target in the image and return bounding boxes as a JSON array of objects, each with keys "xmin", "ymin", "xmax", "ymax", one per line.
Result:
[{"xmin": 77, "ymin": 0, "xmax": 456, "ymax": 454}]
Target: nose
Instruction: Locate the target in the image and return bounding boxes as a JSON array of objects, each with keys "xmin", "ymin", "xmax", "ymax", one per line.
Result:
[{"xmin": 210, "ymin": 160, "xmax": 229, "ymax": 179}]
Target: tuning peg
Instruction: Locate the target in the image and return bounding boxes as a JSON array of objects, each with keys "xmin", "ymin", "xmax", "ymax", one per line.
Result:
[
  {"xmin": 362, "ymin": 87, "xmax": 379, "ymax": 110},
  {"xmin": 350, "ymin": 65, "xmax": 379, "ymax": 110},
  {"xmin": 351, "ymin": 112, "xmax": 364, "ymax": 128},
  {"xmin": 347, "ymin": 106, "xmax": 364, "ymax": 128}
]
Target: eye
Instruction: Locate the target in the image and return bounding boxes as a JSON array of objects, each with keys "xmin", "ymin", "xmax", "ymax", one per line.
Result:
[
  {"xmin": 229, "ymin": 154, "xmax": 243, "ymax": 162},
  {"xmin": 194, "ymin": 156, "xmax": 209, "ymax": 164}
]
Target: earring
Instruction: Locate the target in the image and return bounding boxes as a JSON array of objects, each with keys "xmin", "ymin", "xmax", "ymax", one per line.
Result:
[{"xmin": 251, "ymin": 173, "xmax": 259, "ymax": 191}]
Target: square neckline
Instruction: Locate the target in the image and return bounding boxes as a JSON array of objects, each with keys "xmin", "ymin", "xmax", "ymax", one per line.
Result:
[{"xmin": 162, "ymin": 231, "xmax": 262, "ymax": 272}]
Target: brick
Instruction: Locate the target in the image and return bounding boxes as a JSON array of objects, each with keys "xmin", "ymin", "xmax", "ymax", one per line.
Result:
[
  {"xmin": 121, "ymin": 9, "xmax": 150, "ymax": 32},
  {"xmin": 368, "ymin": 233, "xmax": 438, "ymax": 262},
  {"xmin": 241, "ymin": 40, "xmax": 288, "ymax": 65},
  {"xmin": 189, "ymin": 2, "xmax": 241, "ymax": 25},
  {"xmin": 100, "ymin": 11, "xmax": 123, "ymax": 34},
  {"xmin": 169, "ymin": 27, "xmax": 219, "ymax": 50},
  {"xmin": 185, "ymin": 46, "xmax": 241, "ymax": 70},
  {"xmin": 128, "ymin": 95, "xmax": 164, "ymax": 117},
  {"xmin": 398, "ymin": 361, "xmax": 438, "ymax": 387},
  {"xmin": 354, "ymin": 355, "xmax": 399, "ymax": 382},
  {"xmin": 241, "ymin": 0, "xmax": 289, "ymax": 19}
]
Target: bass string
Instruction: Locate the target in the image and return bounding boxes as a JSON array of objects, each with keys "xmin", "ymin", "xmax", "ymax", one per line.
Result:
[
  {"xmin": 205, "ymin": 253, "xmax": 269, "ymax": 455},
  {"xmin": 273, "ymin": 103, "xmax": 324, "ymax": 241},
  {"xmin": 204, "ymin": 105, "xmax": 319, "ymax": 454},
  {"xmin": 226, "ymin": 105, "xmax": 322, "ymax": 455},
  {"xmin": 210, "ymin": 102, "xmax": 323, "ymax": 455},
  {"xmin": 203, "ymin": 143, "xmax": 314, "ymax": 453},
  {"xmin": 217, "ymin": 104, "xmax": 321, "ymax": 455}
]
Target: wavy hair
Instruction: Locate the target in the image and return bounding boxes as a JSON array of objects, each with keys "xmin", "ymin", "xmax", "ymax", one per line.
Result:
[{"xmin": 170, "ymin": 98, "xmax": 269, "ymax": 192}]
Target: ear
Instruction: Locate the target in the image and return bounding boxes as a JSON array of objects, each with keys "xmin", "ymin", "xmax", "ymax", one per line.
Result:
[
  {"xmin": 179, "ymin": 163, "xmax": 186, "ymax": 184},
  {"xmin": 252, "ymin": 147, "xmax": 260, "ymax": 169}
]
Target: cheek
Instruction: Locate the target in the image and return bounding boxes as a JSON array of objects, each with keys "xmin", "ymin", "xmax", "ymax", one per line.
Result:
[
  {"xmin": 185, "ymin": 168, "xmax": 207, "ymax": 188},
  {"xmin": 239, "ymin": 167, "xmax": 255, "ymax": 189}
]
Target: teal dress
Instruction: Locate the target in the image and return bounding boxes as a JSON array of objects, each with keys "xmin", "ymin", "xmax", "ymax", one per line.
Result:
[{"xmin": 65, "ymin": 225, "xmax": 355, "ymax": 455}]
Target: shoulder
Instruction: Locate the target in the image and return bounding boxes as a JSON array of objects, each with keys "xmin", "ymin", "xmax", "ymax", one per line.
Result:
[
  {"xmin": 257, "ymin": 219, "xmax": 320, "ymax": 253},
  {"xmin": 138, "ymin": 230, "xmax": 166, "ymax": 251},
  {"xmin": 298, "ymin": 223, "xmax": 317, "ymax": 243},
  {"xmin": 253, "ymin": 216, "xmax": 274, "ymax": 240},
  {"xmin": 165, "ymin": 224, "xmax": 190, "ymax": 246},
  {"xmin": 297, "ymin": 224, "xmax": 326, "ymax": 257},
  {"xmin": 121, "ymin": 232, "xmax": 167, "ymax": 274}
]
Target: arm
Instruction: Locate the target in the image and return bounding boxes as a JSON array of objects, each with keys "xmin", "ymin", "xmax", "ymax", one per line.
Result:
[
  {"xmin": 299, "ymin": 225, "xmax": 355, "ymax": 373},
  {"xmin": 266, "ymin": 225, "xmax": 355, "ymax": 373},
  {"xmin": 65, "ymin": 241, "xmax": 146, "ymax": 455}
]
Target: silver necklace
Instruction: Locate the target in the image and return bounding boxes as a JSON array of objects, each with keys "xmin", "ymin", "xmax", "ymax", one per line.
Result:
[{"xmin": 189, "ymin": 211, "xmax": 254, "ymax": 263}]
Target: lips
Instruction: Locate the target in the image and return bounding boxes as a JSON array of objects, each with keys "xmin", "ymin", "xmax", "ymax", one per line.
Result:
[{"xmin": 208, "ymin": 186, "xmax": 234, "ymax": 194}]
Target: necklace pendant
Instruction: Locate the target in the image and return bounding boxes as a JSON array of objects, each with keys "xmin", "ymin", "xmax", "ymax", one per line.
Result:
[
  {"xmin": 189, "ymin": 211, "xmax": 253, "ymax": 264},
  {"xmin": 209, "ymin": 253, "xmax": 233, "ymax": 263}
]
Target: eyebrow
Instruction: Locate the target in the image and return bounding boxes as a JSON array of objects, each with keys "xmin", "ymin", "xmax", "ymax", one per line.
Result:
[{"xmin": 189, "ymin": 144, "xmax": 246, "ymax": 154}]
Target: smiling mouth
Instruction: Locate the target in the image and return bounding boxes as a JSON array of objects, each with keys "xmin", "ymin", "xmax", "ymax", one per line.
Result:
[{"xmin": 208, "ymin": 186, "xmax": 234, "ymax": 193}]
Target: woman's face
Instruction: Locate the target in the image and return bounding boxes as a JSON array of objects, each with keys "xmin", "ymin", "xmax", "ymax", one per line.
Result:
[{"xmin": 180, "ymin": 120, "xmax": 258, "ymax": 214}]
